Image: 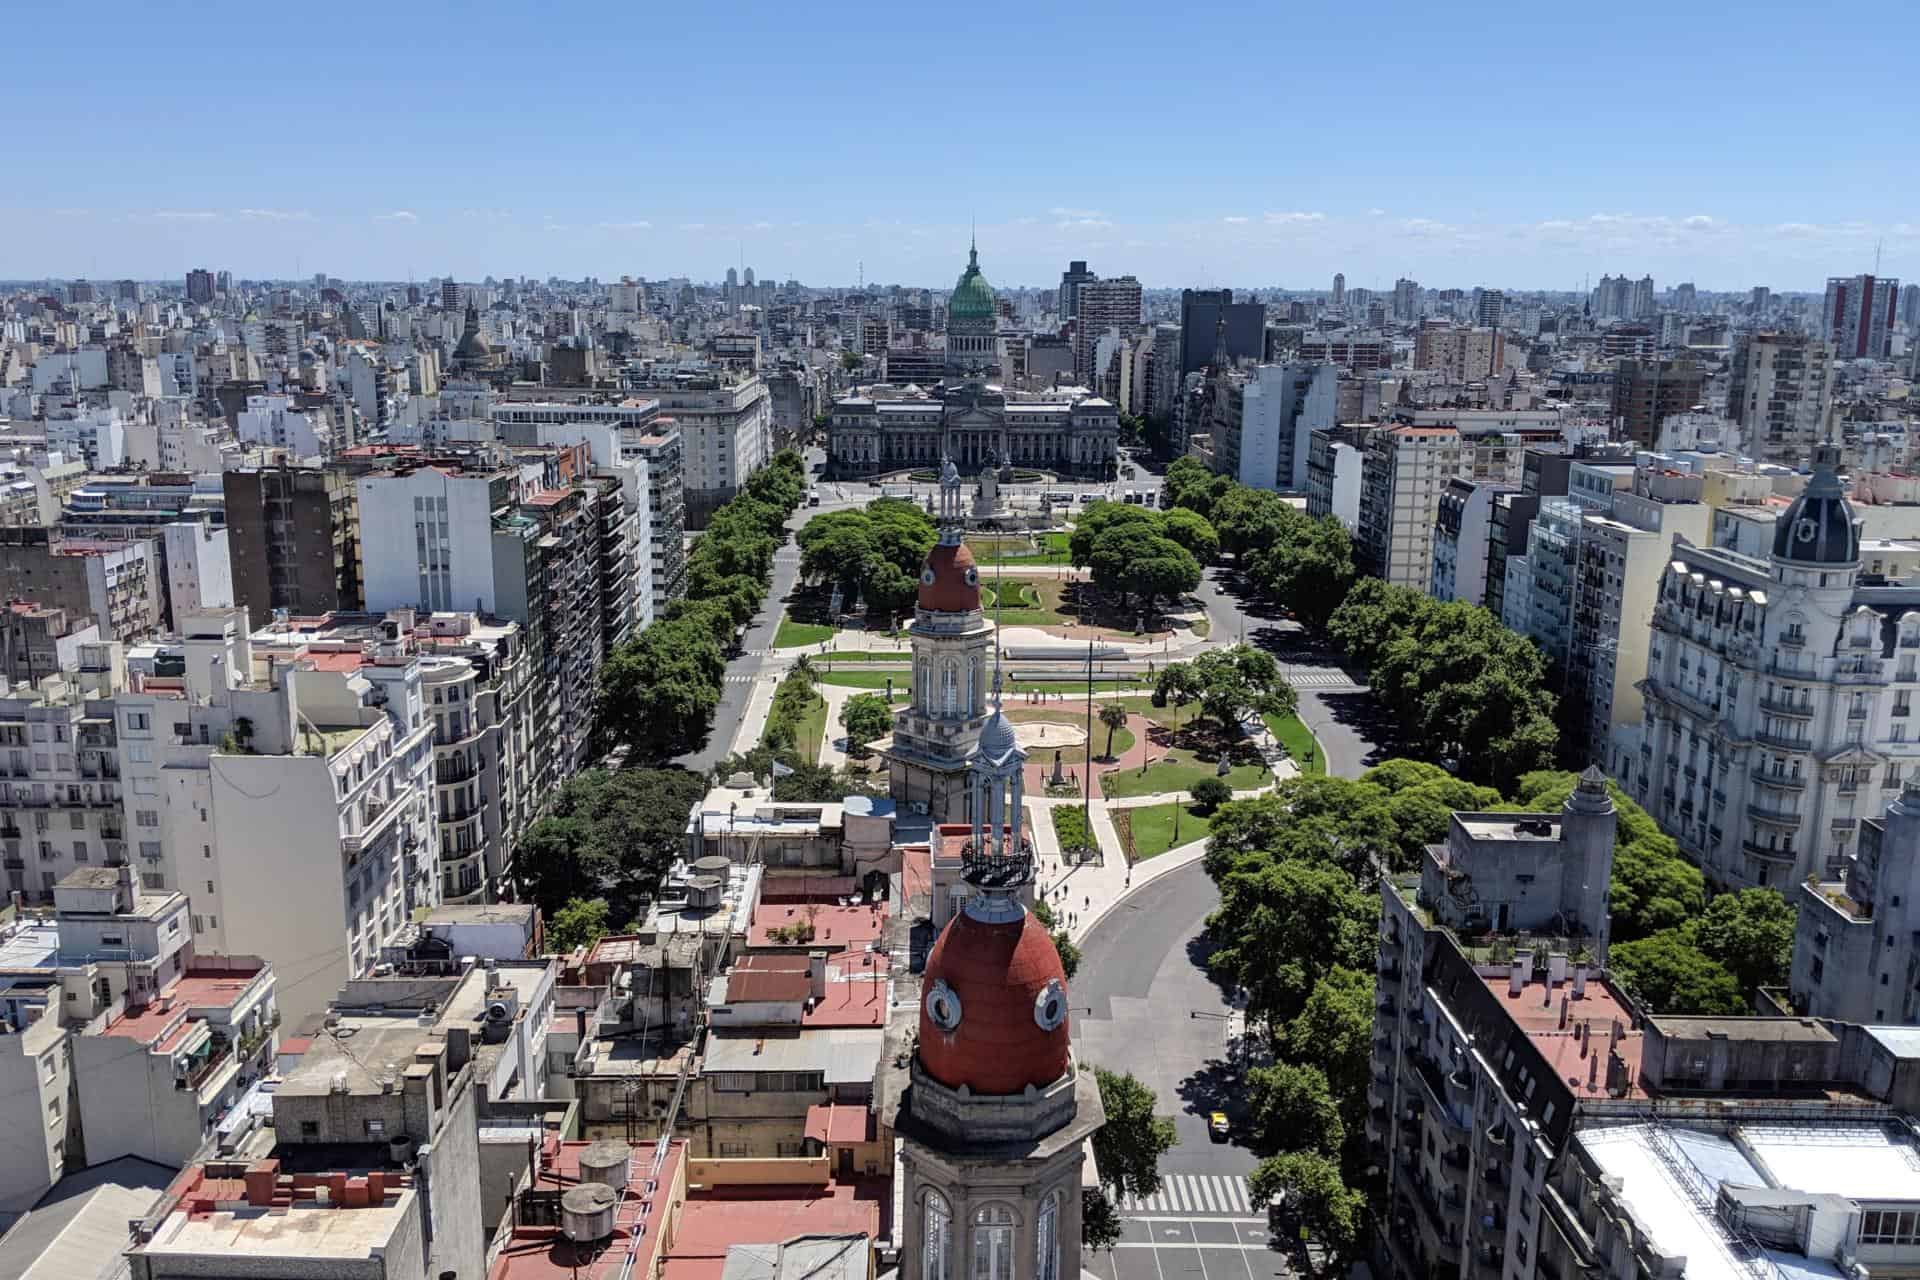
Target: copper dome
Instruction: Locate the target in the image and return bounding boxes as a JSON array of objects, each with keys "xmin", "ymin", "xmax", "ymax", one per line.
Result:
[
  {"xmin": 917, "ymin": 541, "xmax": 981, "ymax": 613},
  {"xmin": 917, "ymin": 907, "xmax": 1070, "ymax": 1096}
]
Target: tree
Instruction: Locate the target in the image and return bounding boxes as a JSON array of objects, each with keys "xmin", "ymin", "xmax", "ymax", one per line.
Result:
[
  {"xmin": 1161, "ymin": 507, "xmax": 1220, "ymax": 562},
  {"xmin": 1279, "ymin": 966, "xmax": 1374, "ymax": 1128},
  {"xmin": 1098, "ymin": 703, "xmax": 1129, "ymax": 760},
  {"xmin": 1191, "ymin": 775, "xmax": 1232, "ymax": 813},
  {"xmin": 1247, "ymin": 1062, "xmax": 1345, "ymax": 1156},
  {"xmin": 1164, "ymin": 645, "xmax": 1297, "ymax": 735},
  {"xmin": 1608, "ymin": 931, "xmax": 1745, "ymax": 1014},
  {"xmin": 515, "ymin": 768, "xmax": 709, "ymax": 921},
  {"xmin": 1091, "ymin": 1068, "xmax": 1177, "ymax": 1202},
  {"xmin": 1383, "ymin": 777, "xmax": 1503, "ymax": 869},
  {"xmin": 1162, "ymin": 457, "xmax": 1215, "ymax": 512},
  {"xmin": 1209, "ymin": 857, "xmax": 1378, "ymax": 1025},
  {"xmin": 547, "ymin": 897, "xmax": 612, "ymax": 953},
  {"xmin": 1694, "ymin": 888, "xmax": 1796, "ymax": 994},
  {"xmin": 1068, "ymin": 500, "xmax": 1160, "ymax": 568},
  {"xmin": 1212, "ymin": 486, "xmax": 1289, "ymax": 563},
  {"xmin": 1251, "ymin": 510, "xmax": 1355, "ymax": 631},
  {"xmin": 1202, "ymin": 776, "xmax": 1399, "ymax": 882},
  {"xmin": 1130, "ymin": 537, "xmax": 1203, "ymax": 608},
  {"xmin": 597, "ymin": 619, "xmax": 724, "ymax": 762},
  {"xmin": 1082, "ymin": 1189, "xmax": 1122, "ymax": 1251},
  {"xmin": 1152, "ymin": 662, "xmax": 1204, "ymax": 730},
  {"xmin": 1249, "ymin": 1151, "xmax": 1363, "ymax": 1278},
  {"xmin": 839, "ymin": 693, "xmax": 893, "ymax": 757}
]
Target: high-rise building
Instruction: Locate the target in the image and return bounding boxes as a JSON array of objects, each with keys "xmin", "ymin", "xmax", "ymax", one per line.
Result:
[
  {"xmin": 1608, "ymin": 357, "xmax": 1706, "ymax": 447},
  {"xmin": 1672, "ymin": 280, "xmax": 1697, "ymax": 312},
  {"xmin": 1472, "ymin": 288, "xmax": 1504, "ymax": 330},
  {"xmin": 1214, "ymin": 363, "xmax": 1338, "ymax": 492},
  {"xmin": 1355, "ymin": 425, "xmax": 1461, "ymax": 588},
  {"xmin": 1331, "ymin": 272, "xmax": 1346, "ymax": 308},
  {"xmin": 1901, "ymin": 282, "xmax": 1920, "ymax": 330},
  {"xmin": 1057, "ymin": 260, "xmax": 1097, "ymax": 319},
  {"xmin": 1413, "ymin": 324, "xmax": 1504, "ymax": 381},
  {"xmin": 1727, "ymin": 331, "xmax": 1836, "ymax": 464},
  {"xmin": 1176, "ymin": 288, "xmax": 1265, "ymax": 376},
  {"xmin": 1628, "ymin": 273, "xmax": 1655, "ymax": 318},
  {"xmin": 1793, "ymin": 782, "xmax": 1920, "ymax": 1022},
  {"xmin": 1072, "ymin": 276, "xmax": 1142, "ymax": 388},
  {"xmin": 1824, "ymin": 272, "xmax": 1901, "ymax": 358},
  {"xmin": 1750, "ymin": 284, "xmax": 1773, "ymax": 314},
  {"xmin": 184, "ymin": 268, "xmax": 215, "ymax": 305},
  {"xmin": 223, "ymin": 466, "xmax": 361, "ymax": 620},
  {"xmin": 1392, "ymin": 277, "xmax": 1420, "ymax": 322}
]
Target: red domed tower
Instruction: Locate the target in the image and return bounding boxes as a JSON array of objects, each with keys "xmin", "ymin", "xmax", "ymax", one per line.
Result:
[
  {"xmin": 882, "ymin": 457, "xmax": 996, "ymax": 822},
  {"xmin": 893, "ymin": 763, "xmax": 1104, "ymax": 1280}
]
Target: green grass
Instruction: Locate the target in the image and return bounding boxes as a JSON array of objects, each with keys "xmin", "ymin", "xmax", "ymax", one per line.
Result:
[
  {"xmin": 774, "ymin": 617, "xmax": 833, "ymax": 648},
  {"xmin": 973, "ymin": 532, "xmax": 1073, "ymax": 566},
  {"xmin": 817, "ymin": 670, "xmax": 912, "ymax": 695},
  {"xmin": 1050, "ymin": 805, "xmax": 1096, "ymax": 854},
  {"xmin": 820, "ymin": 650, "xmax": 914, "ymax": 663},
  {"xmin": 1120, "ymin": 801, "xmax": 1214, "ymax": 860},
  {"xmin": 1264, "ymin": 712, "xmax": 1325, "ymax": 776},
  {"xmin": 1100, "ymin": 752, "xmax": 1270, "ymax": 800},
  {"xmin": 761, "ymin": 689, "xmax": 830, "ymax": 759}
]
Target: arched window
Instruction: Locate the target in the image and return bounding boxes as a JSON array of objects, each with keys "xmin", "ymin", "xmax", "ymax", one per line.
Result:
[
  {"xmin": 1036, "ymin": 1192, "xmax": 1060, "ymax": 1280},
  {"xmin": 923, "ymin": 1190, "xmax": 952, "ymax": 1280},
  {"xmin": 971, "ymin": 1204, "xmax": 1015, "ymax": 1280},
  {"xmin": 918, "ymin": 661, "xmax": 931, "ymax": 712},
  {"xmin": 942, "ymin": 661, "xmax": 960, "ymax": 716}
]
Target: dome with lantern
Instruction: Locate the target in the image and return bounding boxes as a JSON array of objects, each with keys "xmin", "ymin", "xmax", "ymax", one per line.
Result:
[{"xmin": 917, "ymin": 883, "xmax": 1070, "ymax": 1097}]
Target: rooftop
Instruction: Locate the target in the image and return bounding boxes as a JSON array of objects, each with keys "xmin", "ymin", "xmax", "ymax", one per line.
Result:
[
  {"xmin": 1482, "ymin": 972, "xmax": 1647, "ymax": 1101},
  {"xmin": 487, "ymin": 1138, "xmax": 686, "ymax": 1280},
  {"xmin": 663, "ymin": 1179, "xmax": 881, "ymax": 1280},
  {"xmin": 747, "ymin": 903, "xmax": 885, "ymax": 952}
]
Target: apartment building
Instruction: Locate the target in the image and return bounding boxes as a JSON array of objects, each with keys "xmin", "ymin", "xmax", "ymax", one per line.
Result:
[
  {"xmin": 0, "ymin": 528, "xmax": 162, "ymax": 642},
  {"xmin": 1296, "ymin": 330, "xmax": 1391, "ymax": 371},
  {"xmin": 1414, "ymin": 324, "xmax": 1505, "ymax": 381},
  {"xmin": 1609, "ymin": 357, "xmax": 1705, "ymax": 448},
  {"xmin": 1563, "ymin": 466, "xmax": 1712, "ymax": 763},
  {"xmin": 632, "ymin": 429, "xmax": 687, "ymax": 613},
  {"xmin": 1306, "ymin": 424, "xmax": 1372, "ymax": 530},
  {"xmin": 1073, "ymin": 276, "xmax": 1143, "ymax": 387},
  {"xmin": 1214, "ymin": 362, "xmax": 1338, "ymax": 492},
  {"xmin": 1430, "ymin": 478, "xmax": 1510, "ymax": 607},
  {"xmin": 1727, "ymin": 332, "xmax": 1835, "ymax": 466},
  {"xmin": 1825, "ymin": 272, "xmax": 1900, "ymax": 359},
  {"xmin": 0, "ymin": 866, "xmax": 277, "ymax": 1209},
  {"xmin": 253, "ymin": 611, "xmax": 532, "ymax": 905},
  {"xmin": 1616, "ymin": 449, "xmax": 1920, "ymax": 891},
  {"xmin": 1791, "ymin": 779, "xmax": 1920, "ymax": 1023},
  {"xmin": 1371, "ymin": 770, "xmax": 1620, "ymax": 1280},
  {"xmin": 222, "ymin": 465, "xmax": 362, "ymax": 619},
  {"xmin": 628, "ymin": 369, "xmax": 770, "ymax": 525},
  {"xmin": 1355, "ymin": 426, "xmax": 1461, "ymax": 588}
]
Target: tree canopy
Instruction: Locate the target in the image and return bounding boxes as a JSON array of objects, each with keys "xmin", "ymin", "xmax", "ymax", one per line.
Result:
[
  {"xmin": 794, "ymin": 497, "xmax": 936, "ymax": 620},
  {"xmin": 1090, "ymin": 1068, "xmax": 1177, "ymax": 1203},
  {"xmin": 1070, "ymin": 500, "xmax": 1204, "ymax": 609},
  {"xmin": 1155, "ymin": 644, "xmax": 1296, "ymax": 734},
  {"xmin": 513, "ymin": 767, "xmax": 708, "ymax": 922},
  {"xmin": 838, "ymin": 693, "xmax": 893, "ymax": 757}
]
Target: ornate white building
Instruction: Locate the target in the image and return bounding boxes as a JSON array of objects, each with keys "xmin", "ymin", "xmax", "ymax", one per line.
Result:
[{"xmin": 1615, "ymin": 446, "xmax": 1920, "ymax": 889}]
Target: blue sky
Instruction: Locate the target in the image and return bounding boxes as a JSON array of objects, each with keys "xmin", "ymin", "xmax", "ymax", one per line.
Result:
[{"xmin": 5, "ymin": 0, "xmax": 1916, "ymax": 290}]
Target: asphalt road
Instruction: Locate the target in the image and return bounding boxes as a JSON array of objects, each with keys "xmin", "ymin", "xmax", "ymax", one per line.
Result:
[
  {"xmin": 673, "ymin": 528, "xmax": 806, "ymax": 776},
  {"xmin": 1075, "ymin": 861, "xmax": 1287, "ymax": 1279}
]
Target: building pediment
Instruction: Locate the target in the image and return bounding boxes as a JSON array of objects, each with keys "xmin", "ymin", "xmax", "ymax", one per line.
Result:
[{"xmin": 948, "ymin": 408, "xmax": 1000, "ymax": 430}]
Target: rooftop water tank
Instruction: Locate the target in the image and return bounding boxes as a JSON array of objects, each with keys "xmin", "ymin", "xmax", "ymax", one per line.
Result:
[{"xmin": 560, "ymin": 1183, "xmax": 619, "ymax": 1243}]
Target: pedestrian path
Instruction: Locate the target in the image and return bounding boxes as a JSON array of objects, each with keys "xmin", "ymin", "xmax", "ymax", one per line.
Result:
[{"xmin": 1119, "ymin": 1173, "xmax": 1257, "ymax": 1217}]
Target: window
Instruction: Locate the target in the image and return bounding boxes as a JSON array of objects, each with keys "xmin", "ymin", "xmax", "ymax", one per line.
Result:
[
  {"xmin": 971, "ymin": 1205, "xmax": 1015, "ymax": 1280},
  {"xmin": 127, "ymin": 744, "xmax": 152, "ymax": 763},
  {"xmin": 124, "ymin": 712, "xmax": 150, "ymax": 732},
  {"xmin": 1036, "ymin": 1192, "xmax": 1060, "ymax": 1280},
  {"xmin": 135, "ymin": 810, "xmax": 159, "ymax": 828},
  {"xmin": 363, "ymin": 1119, "xmax": 385, "ymax": 1137},
  {"xmin": 718, "ymin": 1142, "xmax": 749, "ymax": 1158},
  {"xmin": 923, "ymin": 1191, "xmax": 953, "ymax": 1280},
  {"xmin": 300, "ymin": 1121, "xmax": 320, "ymax": 1137}
]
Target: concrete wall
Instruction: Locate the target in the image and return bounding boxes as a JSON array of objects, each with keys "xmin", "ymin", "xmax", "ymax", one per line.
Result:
[
  {"xmin": 0, "ymin": 1022, "xmax": 65, "ymax": 1210},
  {"xmin": 359, "ymin": 470, "xmax": 503, "ymax": 615}
]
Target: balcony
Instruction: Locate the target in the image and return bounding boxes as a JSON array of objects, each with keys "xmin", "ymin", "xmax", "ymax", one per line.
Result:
[
  {"xmin": 1753, "ymin": 728, "xmax": 1814, "ymax": 752},
  {"xmin": 1746, "ymin": 801, "xmax": 1802, "ymax": 826},
  {"xmin": 1751, "ymin": 769, "xmax": 1806, "ymax": 790},
  {"xmin": 1757, "ymin": 694, "xmax": 1813, "ymax": 717},
  {"xmin": 341, "ymin": 796, "xmax": 406, "ymax": 858},
  {"xmin": 1741, "ymin": 839, "xmax": 1796, "ymax": 864}
]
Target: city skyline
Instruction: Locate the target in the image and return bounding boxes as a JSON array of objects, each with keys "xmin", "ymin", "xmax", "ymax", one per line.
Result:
[{"xmin": 6, "ymin": 0, "xmax": 1914, "ymax": 289}]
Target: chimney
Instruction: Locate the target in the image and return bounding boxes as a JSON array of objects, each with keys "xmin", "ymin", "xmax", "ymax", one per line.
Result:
[
  {"xmin": 1558, "ymin": 994, "xmax": 1569, "ymax": 1030},
  {"xmin": 365, "ymin": 1171, "xmax": 385, "ymax": 1201},
  {"xmin": 1573, "ymin": 965, "xmax": 1589, "ymax": 998},
  {"xmin": 1588, "ymin": 1053, "xmax": 1600, "ymax": 1088},
  {"xmin": 244, "ymin": 1159, "xmax": 281, "ymax": 1207},
  {"xmin": 1608, "ymin": 1019, "xmax": 1623, "ymax": 1052}
]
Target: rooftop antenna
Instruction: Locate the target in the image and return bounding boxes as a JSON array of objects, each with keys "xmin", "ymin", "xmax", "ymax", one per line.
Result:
[{"xmin": 1876, "ymin": 239, "xmax": 1884, "ymax": 275}]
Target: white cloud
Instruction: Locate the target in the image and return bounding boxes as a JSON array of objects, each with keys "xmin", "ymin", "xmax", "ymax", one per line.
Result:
[
  {"xmin": 1264, "ymin": 211, "xmax": 1326, "ymax": 224},
  {"xmin": 679, "ymin": 222, "xmax": 706, "ymax": 231},
  {"xmin": 596, "ymin": 220, "xmax": 653, "ymax": 231},
  {"xmin": 373, "ymin": 210, "xmax": 418, "ymax": 223},
  {"xmin": 1049, "ymin": 206, "xmax": 1106, "ymax": 220},
  {"xmin": 1535, "ymin": 219, "xmax": 1577, "ymax": 232},
  {"xmin": 152, "ymin": 210, "xmax": 219, "ymax": 221},
  {"xmin": 1682, "ymin": 214, "xmax": 1717, "ymax": 230},
  {"xmin": 1056, "ymin": 217, "xmax": 1112, "ymax": 229},
  {"xmin": 1367, "ymin": 208, "xmax": 1387, "ymax": 217},
  {"xmin": 1222, "ymin": 216, "xmax": 1249, "ymax": 225},
  {"xmin": 1773, "ymin": 221, "xmax": 1822, "ymax": 236},
  {"xmin": 1400, "ymin": 217, "xmax": 1457, "ymax": 236},
  {"xmin": 239, "ymin": 208, "xmax": 312, "ymax": 221},
  {"xmin": 749, "ymin": 220, "xmax": 774, "ymax": 231}
]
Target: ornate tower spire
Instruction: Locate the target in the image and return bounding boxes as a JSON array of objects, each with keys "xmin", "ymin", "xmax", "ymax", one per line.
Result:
[{"xmin": 937, "ymin": 454, "xmax": 964, "ymax": 545}]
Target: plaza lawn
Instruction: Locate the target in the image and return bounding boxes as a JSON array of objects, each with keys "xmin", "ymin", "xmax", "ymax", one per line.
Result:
[
  {"xmin": 1263, "ymin": 712, "xmax": 1326, "ymax": 776},
  {"xmin": 1119, "ymin": 800, "xmax": 1213, "ymax": 861},
  {"xmin": 1050, "ymin": 805, "xmax": 1096, "ymax": 856},
  {"xmin": 761, "ymin": 688, "xmax": 830, "ymax": 761},
  {"xmin": 971, "ymin": 532, "xmax": 1073, "ymax": 566},
  {"xmin": 979, "ymin": 579, "xmax": 1071, "ymax": 626},
  {"xmin": 1100, "ymin": 749, "xmax": 1269, "ymax": 800},
  {"xmin": 774, "ymin": 617, "xmax": 833, "ymax": 648}
]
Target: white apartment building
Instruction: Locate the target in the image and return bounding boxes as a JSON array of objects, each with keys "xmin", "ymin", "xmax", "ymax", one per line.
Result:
[
  {"xmin": 234, "ymin": 394, "xmax": 328, "ymax": 459},
  {"xmin": 1356, "ymin": 426, "xmax": 1461, "ymax": 588},
  {"xmin": 356, "ymin": 455, "xmax": 527, "ymax": 614},
  {"xmin": 1226, "ymin": 362, "xmax": 1338, "ymax": 492},
  {"xmin": 108, "ymin": 609, "xmax": 440, "ymax": 1025},
  {"xmin": 160, "ymin": 519, "xmax": 234, "ymax": 621},
  {"xmin": 1616, "ymin": 449, "xmax": 1920, "ymax": 890},
  {"xmin": 44, "ymin": 407, "xmax": 126, "ymax": 469},
  {"xmin": 1727, "ymin": 332, "xmax": 1835, "ymax": 466},
  {"xmin": 1429, "ymin": 478, "xmax": 1500, "ymax": 606},
  {"xmin": 631, "ymin": 370, "xmax": 771, "ymax": 522}
]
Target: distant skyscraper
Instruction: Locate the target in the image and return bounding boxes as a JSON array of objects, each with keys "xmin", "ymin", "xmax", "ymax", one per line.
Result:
[
  {"xmin": 1331, "ymin": 272, "xmax": 1346, "ymax": 308},
  {"xmin": 725, "ymin": 267, "xmax": 738, "ymax": 289},
  {"xmin": 1901, "ymin": 283, "xmax": 1920, "ymax": 330},
  {"xmin": 1073, "ymin": 276, "xmax": 1143, "ymax": 387},
  {"xmin": 1824, "ymin": 273, "xmax": 1900, "ymax": 358},
  {"xmin": 1629, "ymin": 275, "xmax": 1655, "ymax": 318},
  {"xmin": 440, "ymin": 279, "xmax": 462, "ymax": 310},
  {"xmin": 1392, "ymin": 278, "xmax": 1420, "ymax": 322},
  {"xmin": 1473, "ymin": 288, "xmax": 1505, "ymax": 330},
  {"xmin": 743, "ymin": 267, "xmax": 755, "ymax": 287},
  {"xmin": 1058, "ymin": 260, "xmax": 1097, "ymax": 320},
  {"xmin": 1178, "ymin": 289, "xmax": 1267, "ymax": 376},
  {"xmin": 1673, "ymin": 282, "xmax": 1697, "ymax": 313},
  {"xmin": 185, "ymin": 268, "xmax": 215, "ymax": 305},
  {"xmin": 1750, "ymin": 285, "xmax": 1773, "ymax": 314}
]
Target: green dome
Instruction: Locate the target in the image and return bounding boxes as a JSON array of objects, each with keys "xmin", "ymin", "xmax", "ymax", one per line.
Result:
[{"xmin": 948, "ymin": 245, "xmax": 997, "ymax": 324}]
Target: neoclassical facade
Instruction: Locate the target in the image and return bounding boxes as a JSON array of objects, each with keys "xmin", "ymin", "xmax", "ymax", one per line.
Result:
[
  {"xmin": 1616, "ymin": 446, "xmax": 1920, "ymax": 889},
  {"xmin": 827, "ymin": 246, "xmax": 1120, "ymax": 478}
]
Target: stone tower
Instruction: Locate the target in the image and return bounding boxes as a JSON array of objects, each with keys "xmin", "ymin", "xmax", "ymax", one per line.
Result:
[
  {"xmin": 1559, "ymin": 765, "xmax": 1620, "ymax": 962},
  {"xmin": 885, "ymin": 458, "xmax": 994, "ymax": 820},
  {"xmin": 895, "ymin": 775, "xmax": 1104, "ymax": 1280}
]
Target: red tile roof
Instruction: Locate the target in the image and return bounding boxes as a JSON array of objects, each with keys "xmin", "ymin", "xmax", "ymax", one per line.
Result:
[
  {"xmin": 662, "ymin": 1181, "xmax": 880, "ymax": 1280},
  {"xmin": 804, "ymin": 1104, "xmax": 875, "ymax": 1145},
  {"xmin": 747, "ymin": 903, "xmax": 885, "ymax": 952}
]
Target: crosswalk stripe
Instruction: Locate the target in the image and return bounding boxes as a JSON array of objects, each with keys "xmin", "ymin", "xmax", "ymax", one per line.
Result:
[
  {"xmin": 1231, "ymin": 1177, "xmax": 1251, "ymax": 1214},
  {"xmin": 1175, "ymin": 1177, "xmax": 1195, "ymax": 1212},
  {"xmin": 1203, "ymin": 1177, "xmax": 1223, "ymax": 1212},
  {"xmin": 1211, "ymin": 1176, "xmax": 1230, "ymax": 1212}
]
